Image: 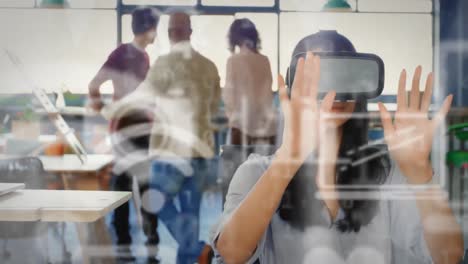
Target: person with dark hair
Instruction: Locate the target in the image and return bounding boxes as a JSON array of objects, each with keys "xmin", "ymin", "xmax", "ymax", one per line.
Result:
[
  {"xmin": 89, "ymin": 7, "xmax": 160, "ymax": 108},
  {"xmin": 87, "ymin": 6, "xmax": 160, "ymax": 261},
  {"xmin": 211, "ymin": 31, "xmax": 463, "ymax": 264},
  {"xmin": 224, "ymin": 18, "xmax": 276, "ymax": 145},
  {"xmin": 228, "ymin": 18, "xmax": 261, "ymax": 53}
]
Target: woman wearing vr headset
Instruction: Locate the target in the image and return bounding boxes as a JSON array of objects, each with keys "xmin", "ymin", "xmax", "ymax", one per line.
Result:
[{"xmin": 211, "ymin": 31, "xmax": 462, "ymax": 264}]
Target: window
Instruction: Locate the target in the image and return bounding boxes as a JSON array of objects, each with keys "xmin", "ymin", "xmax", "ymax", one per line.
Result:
[
  {"xmin": 280, "ymin": 0, "xmax": 432, "ymax": 12},
  {"xmin": 34, "ymin": 0, "xmax": 116, "ymax": 8},
  {"xmin": 281, "ymin": 0, "xmax": 357, "ymax": 12},
  {"xmin": 358, "ymin": 0, "xmax": 432, "ymax": 13},
  {"xmin": 202, "ymin": 0, "xmax": 274, "ymax": 7},
  {"xmin": 67, "ymin": 0, "xmax": 116, "ymax": 9},
  {"xmin": 279, "ymin": 12, "xmax": 433, "ymax": 94},
  {"xmin": 123, "ymin": 14, "xmax": 233, "ymax": 87},
  {"xmin": 123, "ymin": 0, "xmax": 196, "ymax": 6},
  {"xmin": 191, "ymin": 15, "xmax": 233, "ymax": 88},
  {"xmin": 124, "ymin": 13, "xmax": 278, "ymax": 90},
  {"xmin": 0, "ymin": 0, "xmax": 35, "ymax": 8},
  {"xmin": 0, "ymin": 9, "xmax": 117, "ymax": 94}
]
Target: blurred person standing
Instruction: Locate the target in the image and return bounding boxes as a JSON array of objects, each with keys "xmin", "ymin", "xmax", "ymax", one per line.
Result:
[
  {"xmin": 139, "ymin": 12, "xmax": 220, "ymax": 264},
  {"xmin": 88, "ymin": 7, "xmax": 160, "ymax": 261},
  {"xmin": 223, "ymin": 18, "xmax": 276, "ymax": 145}
]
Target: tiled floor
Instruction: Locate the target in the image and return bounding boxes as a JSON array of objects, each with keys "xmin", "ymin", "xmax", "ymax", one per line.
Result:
[{"xmin": 0, "ymin": 190, "xmax": 223, "ymax": 264}]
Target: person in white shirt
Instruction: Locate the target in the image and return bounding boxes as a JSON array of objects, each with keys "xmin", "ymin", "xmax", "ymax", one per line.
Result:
[{"xmin": 223, "ymin": 18, "xmax": 277, "ymax": 145}]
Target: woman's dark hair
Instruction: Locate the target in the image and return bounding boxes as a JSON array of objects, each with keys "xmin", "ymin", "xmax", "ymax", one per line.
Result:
[
  {"xmin": 132, "ymin": 7, "xmax": 160, "ymax": 35},
  {"xmin": 278, "ymin": 30, "xmax": 391, "ymax": 232},
  {"xmin": 228, "ymin": 18, "xmax": 261, "ymax": 53}
]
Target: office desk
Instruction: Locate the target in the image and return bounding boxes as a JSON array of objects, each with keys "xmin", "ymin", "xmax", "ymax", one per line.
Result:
[
  {"xmin": 38, "ymin": 154, "xmax": 116, "ymax": 263},
  {"xmin": 0, "ymin": 189, "xmax": 130, "ymax": 222},
  {"xmin": 39, "ymin": 154, "xmax": 114, "ymax": 190},
  {"xmin": 0, "ymin": 189, "xmax": 130, "ymax": 264},
  {"xmin": 39, "ymin": 154, "xmax": 113, "ymax": 174},
  {"xmin": 0, "ymin": 183, "xmax": 25, "ymax": 196}
]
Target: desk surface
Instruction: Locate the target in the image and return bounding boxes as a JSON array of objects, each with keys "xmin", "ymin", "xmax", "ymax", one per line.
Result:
[
  {"xmin": 0, "ymin": 189, "xmax": 131, "ymax": 222},
  {"xmin": 39, "ymin": 154, "xmax": 114, "ymax": 173},
  {"xmin": 0, "ymin": 183, "xmax": 24, "ymax": 196}
]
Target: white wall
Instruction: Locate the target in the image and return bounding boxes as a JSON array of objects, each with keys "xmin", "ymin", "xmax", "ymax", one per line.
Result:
[
  {"xmin": 0, "ymin": 9, "xmax": 117, "ymax": 94},
  {"xmin": 0, "ymin": 0, "xmax": 433, "ymax": 95}
]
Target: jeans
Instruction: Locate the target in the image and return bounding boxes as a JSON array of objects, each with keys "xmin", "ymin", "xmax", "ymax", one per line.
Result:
[
  {"xmin": 111, "ymin": 172, "xmax": 160, "ymax": 246},
  {"xmin": 110, "ymin": 123, "xmax": 159, "ymax": 247},
  {"xmin": 111, "ymin": 172, "xmax": 133, "ymax": 245},
  {"xmin": 150, "ymin": 158, "xmax": 213, "ymax": 264}
]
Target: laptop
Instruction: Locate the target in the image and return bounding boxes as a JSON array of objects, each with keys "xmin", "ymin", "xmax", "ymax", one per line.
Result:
[{"xmin": 3, "ymin": 49, "xmax": 88, "ymax": 164}]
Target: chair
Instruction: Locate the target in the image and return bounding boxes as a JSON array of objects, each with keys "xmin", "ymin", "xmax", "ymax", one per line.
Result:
[
  {"xmin": 446, "ymin": 123, "xmax": 468, "ymax": 264},
  {"xmin": 447, "ymin": 122, "xmax": 468, "ymax": 169},
  {"xmin": 447, "ymin": 123, "xmax": 468, "ymax": 216},
  {"xmin": 0, "ymin": 157, "xmax": 55, "ymax": 263},
  {"xmin": 457, "ymin": 246, "xmax": 468, "ymax": 264}
]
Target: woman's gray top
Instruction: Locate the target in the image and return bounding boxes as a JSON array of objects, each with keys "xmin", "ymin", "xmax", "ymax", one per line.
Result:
[{"xmin": 210, "ymin": 154, "xmax": 433, "ymax": 264}]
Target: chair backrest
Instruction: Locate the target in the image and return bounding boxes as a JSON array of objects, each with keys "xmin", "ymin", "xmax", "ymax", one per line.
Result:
[
  {"xmin": 110, "ymin": 111, "xmax": 152, "ymax": 176},
  {"xmin": 0, "ymin": 157, "xmax": 47, "ymax": 189},
  {"xmin": 4, "ymin": 139, "xmax": 43, "ymax": 156},
  {"xmin": 461, "ymin": 249, "xmax": 468, "ymax": 264},
  {"xmin": 0, "ymin": 157, "xmax": 48, "ymax": 239}
]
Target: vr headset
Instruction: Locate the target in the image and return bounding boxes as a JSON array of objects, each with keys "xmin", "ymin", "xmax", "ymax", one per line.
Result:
[{"xmin": 286, "ymin": 51, "xmax": 385, "ymax": 101}]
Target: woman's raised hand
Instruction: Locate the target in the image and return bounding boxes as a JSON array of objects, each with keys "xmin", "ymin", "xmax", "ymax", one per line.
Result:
[
  {"xmin": 277, "ymin": 52, "xmax": 336, "ymax": 163},
  {"xmin": 378, "ymin": 66, "xmax": 453, "ymax": 184}
]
